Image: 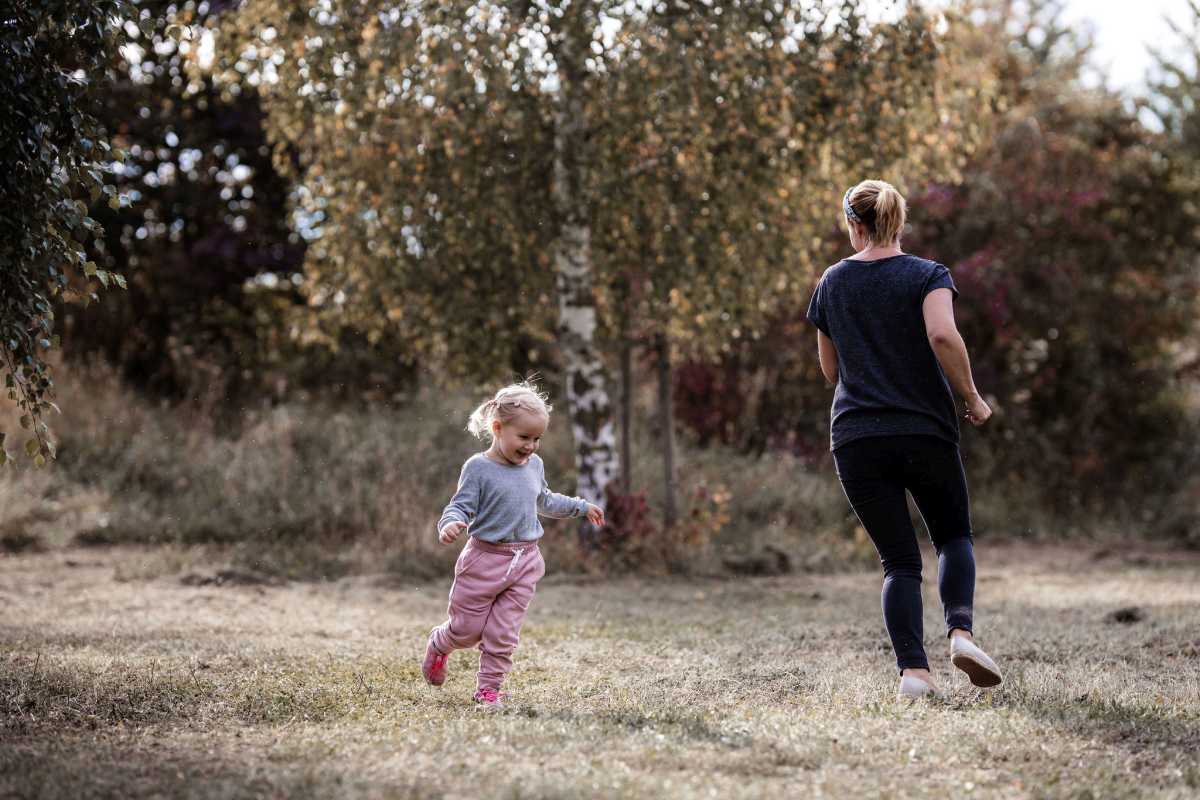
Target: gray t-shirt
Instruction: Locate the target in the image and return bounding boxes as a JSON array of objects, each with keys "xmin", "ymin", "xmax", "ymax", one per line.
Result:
[
  {"xmin": 806, "ymin": 254, "xmax": 960, "ymax": 451},
  {"xmin": 438, "ymin": 453, "xmax": 588, "ymax": 542}
]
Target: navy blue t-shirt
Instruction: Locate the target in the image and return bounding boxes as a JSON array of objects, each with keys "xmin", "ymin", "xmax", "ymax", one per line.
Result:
[{"xmin": 806, "ymin": 254, "xmax": 960, "ymax": 451}]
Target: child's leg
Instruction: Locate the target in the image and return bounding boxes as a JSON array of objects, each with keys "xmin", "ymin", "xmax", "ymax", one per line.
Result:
[
  {"xmin": 430, "ymin": 542, "xmax": 498, "ymax": 654},
  {"xmin": 477, "ymin": 546, "xmax": 546, "ymax": 693}
]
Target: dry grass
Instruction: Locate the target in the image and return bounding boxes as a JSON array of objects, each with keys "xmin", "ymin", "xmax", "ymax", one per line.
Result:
[
  {"xmin": 2, "ymin": 540, "xmax": 1198, "ymax": 799},
  {"xmin": 0, "ymin": 361, "xmax": 865, "ymax": 579}
]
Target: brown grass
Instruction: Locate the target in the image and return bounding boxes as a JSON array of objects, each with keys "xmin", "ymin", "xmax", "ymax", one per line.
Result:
[
  {"xmin": 0, "ymin": 360, "xmax": 867, "ymax": 580},
  {"xmin": 2, "ymin": 540, "xmax": 1198, "ymax": 799}
]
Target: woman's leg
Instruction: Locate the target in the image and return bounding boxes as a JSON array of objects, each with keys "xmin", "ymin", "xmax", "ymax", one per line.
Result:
[
  {"xmin": 835, "ymin": 439, "xmax": 929, "ymax": 673},
  {"xmin": 902, "ymin": 437, "xmax": 974, "ymax": 637}
]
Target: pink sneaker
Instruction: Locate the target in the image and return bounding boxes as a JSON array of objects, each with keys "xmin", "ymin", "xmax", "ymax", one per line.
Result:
[
  {"xmin": 473, "ymin": 688, "xmax": 508, "ymax": 710},
  {"xmin": 422, "ymin": 639, "xmax": 448, "ymax": 686}
]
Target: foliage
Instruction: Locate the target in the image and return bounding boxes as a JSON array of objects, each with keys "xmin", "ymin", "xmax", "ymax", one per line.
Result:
[
  {"xmin": 0, "ymin": 359, "xmax": 853, "ymax": 574},
  {"xmin": 0, "ymin": 0, "xmax": 130, "ymax": 462},
  {"xmin": 673, "ymin": 1, "xmax": 1200, "ymax": 518},
  {"xmin": 60, "ymin": 0, "xmax": 305, "ymax": 399},
  {"xmin": 1148, "ymin": 0, "xmax": 1200, "ymax": 159},
  {"xmin": 908, "ymin": 1, "xmax": 1199, "ymax": 508},
  {"xmin": 209, "ymin": 1, "xmax": 969, "ymax": 366},
  {"xmin": 205, "ymin": 0, "xmax": 969, "ymax": 515}
]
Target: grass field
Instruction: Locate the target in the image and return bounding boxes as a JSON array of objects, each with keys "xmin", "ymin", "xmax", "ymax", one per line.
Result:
[{"xmin": 2, "ymin": 540, "xmax": 1199, "ymax": 799}]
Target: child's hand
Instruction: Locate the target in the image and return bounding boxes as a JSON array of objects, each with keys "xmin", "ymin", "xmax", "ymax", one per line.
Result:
[
  {"xmin": 585, "ymin": 503, "xmax": 605, "ymax": 527},
  {"xmin": 439, "ymin": 521, "xmax": 467, "ymax": 545}
]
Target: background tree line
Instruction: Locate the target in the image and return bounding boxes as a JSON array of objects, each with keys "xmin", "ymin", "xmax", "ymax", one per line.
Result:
[{"xmin": 6, "ymin": 0, "xmax": 1199, "ymax": 554}]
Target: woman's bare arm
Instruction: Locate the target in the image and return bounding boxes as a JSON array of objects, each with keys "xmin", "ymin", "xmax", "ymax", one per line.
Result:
[
  {"xmin": 922, "ymin": 288, "xmax": 992, "ymax": 426},
  {"xmin": 817, "ymin": 330, "xmax": 839, "ymax": 386}
]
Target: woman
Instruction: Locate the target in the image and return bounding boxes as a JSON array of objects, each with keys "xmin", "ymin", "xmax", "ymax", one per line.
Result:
[{"xmin": 806, "ymin": 179, "xmax": 1003, "ymax": 698}]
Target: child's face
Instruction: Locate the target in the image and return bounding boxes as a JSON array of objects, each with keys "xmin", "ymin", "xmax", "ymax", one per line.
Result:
[{"xmin": 491, "ymin": 411, "xmax": 548, "ymax": 466}]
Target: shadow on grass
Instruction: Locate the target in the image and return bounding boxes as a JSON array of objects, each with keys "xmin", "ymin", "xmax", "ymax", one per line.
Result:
[
  {"xmin": 945, "ymin": 599, "xmax": 1200, "ymax": 779},
  {"xmin": 0, "ymin": 652, "xmax": 436, "ymax": 799},
  {"xmin": 986, "ymin": 685, "xmax": 1200, "ymax": 762},
  {"xmin": 0, "ymin": 735, "xmax": 438, "ymax": 800},
  {"xmin": 1, "ymin": 652, "xmax": 212, "ymax": 735}
]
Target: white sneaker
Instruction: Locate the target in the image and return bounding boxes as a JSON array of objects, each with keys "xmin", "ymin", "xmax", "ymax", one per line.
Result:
[
  {"xmin": 950, "ymin": 635, "xmax": 1003, "ymax": 687},
  {"xmin": 898, "ymin": 675, "xmax": 938, "ymax": 699}
]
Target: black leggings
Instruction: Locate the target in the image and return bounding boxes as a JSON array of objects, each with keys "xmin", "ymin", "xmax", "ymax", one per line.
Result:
[{"xmin": 833, "ymin": 435, "xmax": 975, "ymax": 672}]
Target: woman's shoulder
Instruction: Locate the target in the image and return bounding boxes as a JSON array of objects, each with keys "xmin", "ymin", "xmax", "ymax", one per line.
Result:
[{"xmin": 895, "ymin": 253, "xmax": 946, "ymax": 271}]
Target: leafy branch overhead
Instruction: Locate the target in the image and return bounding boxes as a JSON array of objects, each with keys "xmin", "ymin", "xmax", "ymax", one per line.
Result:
[{"xmin": 0, "ymin": 0, "xmax": 131, "ymax": 463}]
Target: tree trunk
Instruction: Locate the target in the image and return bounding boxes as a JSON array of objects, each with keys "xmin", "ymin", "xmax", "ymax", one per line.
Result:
[
  {"xmin": 550, "ymin": 12, "xmax": 619, "ymax": 523},
  {"xmin": 620, "ymin": 325, "xmax": 633, "ymax": 494},
  {"xmin": 656, "ymin": 332, "xmax": 678, "ymax": 530}
]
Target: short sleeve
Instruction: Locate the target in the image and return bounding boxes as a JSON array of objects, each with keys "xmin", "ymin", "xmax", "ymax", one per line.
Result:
[
  {"xmin": 806, "ymin": 279, "xmax": 830, "ymax": 335},
  {"xmin": 922, "ymin": 263, "xmax": 959, "ymax": 301}
]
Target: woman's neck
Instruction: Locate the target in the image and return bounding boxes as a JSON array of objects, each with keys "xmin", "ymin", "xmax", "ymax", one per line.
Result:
[{"xmin": 852, "ymin": 242, "xmax": 904, "ymax": 261}]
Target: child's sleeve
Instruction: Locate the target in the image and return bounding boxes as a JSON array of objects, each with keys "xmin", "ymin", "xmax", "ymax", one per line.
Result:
[
  {"xmin": 536, "ymin": 460, "xmax": 588, "ymax": 519},
  {"xmin": 438, "ymin": 460, "xmax": 481, "ymax": 532}
]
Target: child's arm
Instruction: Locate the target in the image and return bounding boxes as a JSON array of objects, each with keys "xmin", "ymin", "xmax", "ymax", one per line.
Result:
[
  {"xmin": 537, "ymin": 462, "xmax": 605, "ymax": 526},
  {"xmin": 437, "ymin": 461, "xmax": 480, "ymax": 544}
]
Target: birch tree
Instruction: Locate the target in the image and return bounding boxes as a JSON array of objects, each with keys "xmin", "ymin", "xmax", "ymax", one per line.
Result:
[{"xmin": 210, "ymin": 0, "xmax": 963, "ymax": 518}]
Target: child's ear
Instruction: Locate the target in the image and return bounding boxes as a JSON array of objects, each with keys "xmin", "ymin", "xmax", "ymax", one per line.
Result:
[{"xmin": 491, "ymin": 418, "xmax": 502, "ymax": 436}]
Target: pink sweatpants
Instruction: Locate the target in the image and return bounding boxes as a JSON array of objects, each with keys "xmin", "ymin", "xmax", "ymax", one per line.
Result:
[{"xmin": 429, "ymin": 537, "xmax": 546, "ymax": 692}]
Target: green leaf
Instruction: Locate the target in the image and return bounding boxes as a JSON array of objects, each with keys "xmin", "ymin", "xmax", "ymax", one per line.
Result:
[
  {"xmin": 34, "ymin": 454, "xmax": 46, "ymax": 469},
  {"xmin": 113, "ymin": 273, "xmax": 127, "ymax": 290},
  {"xmin": 108, "ymin": 195, "xmax": 121, "ymax": 210},
  {"xmin": 83, "ymin": 261, "xmax": 98, "ymax": 277},
  {"xmin": 96, "ymin": 270, "xmax": 110, "ymax": 288},
  {"xmin": 0, "ymin": 450, "xmax": 7, "ymax": 467},
  {"xmin": 25, "ymin": 438, "xmax": 39, "ymax": 456},
  {"xmin": 19, "ymin": 415, "xmax": 31, "ymax": 430}
]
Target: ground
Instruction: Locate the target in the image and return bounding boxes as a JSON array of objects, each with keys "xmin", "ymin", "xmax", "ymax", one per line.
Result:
[{"xmin": 2, "ymin": 541, "xmax": 1198, "ymax": 799}]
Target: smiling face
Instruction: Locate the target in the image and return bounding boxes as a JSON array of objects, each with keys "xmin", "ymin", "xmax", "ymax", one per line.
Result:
[{"xmin": 489, "ymin": 410, "xmax": 548, "ymax": 466}]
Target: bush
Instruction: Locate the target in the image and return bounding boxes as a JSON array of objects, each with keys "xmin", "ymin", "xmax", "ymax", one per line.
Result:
[{"xmin": 0, "ymin": 360, "xmax": 862, "ymax": 577}]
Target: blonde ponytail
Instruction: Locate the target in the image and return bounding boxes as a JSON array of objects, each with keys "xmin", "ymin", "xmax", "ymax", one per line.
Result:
[
  {"xmin": 466, "ymin": 380, "xmax": 552, "ymax": 441},
  {"xmin": 846, "ymin": 179, "xmax": 908, "ymax": 245}
]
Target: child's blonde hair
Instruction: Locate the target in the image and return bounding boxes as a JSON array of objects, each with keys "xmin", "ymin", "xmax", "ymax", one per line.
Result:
[{"xmin": 467, "ymin": 380, "xmax": 552, "ymax": 441}]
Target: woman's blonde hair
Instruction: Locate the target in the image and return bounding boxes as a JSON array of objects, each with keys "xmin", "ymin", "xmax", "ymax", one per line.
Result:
[
  {"xmin": 467, "ymin": 380, "xmax": 552, "ymax": 441},
  {"xmin": 845, "ymin": 179, "xmax": 907, "ymax": 245}
]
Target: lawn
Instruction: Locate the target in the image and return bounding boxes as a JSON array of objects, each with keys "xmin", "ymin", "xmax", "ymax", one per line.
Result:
[{"xmin": 2, "ymin": 541, "xmax": 1198, "ymax": 799}]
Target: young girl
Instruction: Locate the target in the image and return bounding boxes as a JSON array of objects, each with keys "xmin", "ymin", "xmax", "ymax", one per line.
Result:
[{"xmin": 422, "ymin": 381, "xmax": 604, "ymax": 709}]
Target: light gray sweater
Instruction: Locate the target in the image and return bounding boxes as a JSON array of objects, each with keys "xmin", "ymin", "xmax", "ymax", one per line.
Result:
[{"xmin": 437, "ymin": 453, "xmax": 588, "ymax": 543}]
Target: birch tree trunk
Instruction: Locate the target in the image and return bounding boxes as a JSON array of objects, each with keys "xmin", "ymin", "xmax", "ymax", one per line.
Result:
[{"xmin": 550, "ymin": 12, "xmax": 619, "ymax": 516}]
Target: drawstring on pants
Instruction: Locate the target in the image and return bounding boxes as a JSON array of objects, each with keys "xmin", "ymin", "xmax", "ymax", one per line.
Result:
[{"xmin": 503, "ymin": 547, "xmax": 525, "ymax": 579}]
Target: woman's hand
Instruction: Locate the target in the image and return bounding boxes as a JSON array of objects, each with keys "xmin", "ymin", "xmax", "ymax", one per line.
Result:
[
  {"xmin": 964, "ymin": 392, "xmax": 992, "ymax": 426},
  {"xmin": 585, "ymin": 503, "xmax": 606, "ymax": 527},
  {"xmin": 439, "ymin": 521, "xmax": 467, "ymax": 545}
]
